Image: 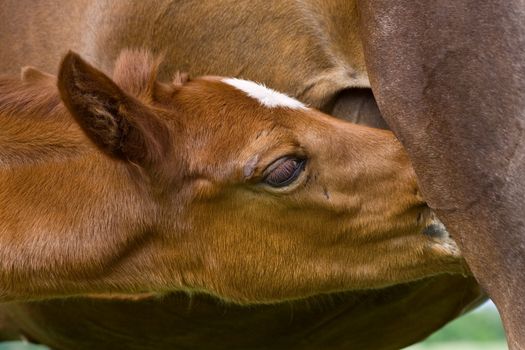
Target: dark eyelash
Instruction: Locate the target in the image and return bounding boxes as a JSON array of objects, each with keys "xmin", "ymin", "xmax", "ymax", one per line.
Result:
[{"xmin": 263, "ymin": 157, "xmax": 306, "ymax": 187}]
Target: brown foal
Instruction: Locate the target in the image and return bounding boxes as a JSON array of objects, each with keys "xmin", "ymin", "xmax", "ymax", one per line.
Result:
[{"xmin": 0, "ymin": 50, "xmax": 464, "ymax": 303}]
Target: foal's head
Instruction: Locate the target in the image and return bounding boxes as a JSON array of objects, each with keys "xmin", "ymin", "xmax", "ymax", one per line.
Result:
[{"xmin": 55, "ymin": 50, "xmax": 464, "ymax": 303}]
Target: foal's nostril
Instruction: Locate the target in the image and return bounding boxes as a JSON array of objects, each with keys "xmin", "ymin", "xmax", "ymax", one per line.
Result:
[
  {"xmin": 423, "ymin": 224, "xmax": 442, "ymax": 238},
  {"xmin": 423, "ymin": 222, "xmax": 449, "ymax": 239}
]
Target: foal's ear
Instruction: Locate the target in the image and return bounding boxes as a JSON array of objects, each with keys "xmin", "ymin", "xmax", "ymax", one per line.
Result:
[{"xmin": 57, "ymin": 51, "xmax": 171, "ymax": 170}]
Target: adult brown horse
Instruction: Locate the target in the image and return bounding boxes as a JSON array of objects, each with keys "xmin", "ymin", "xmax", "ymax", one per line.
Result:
[
  {"xmin": 358, "ymin": 2, "xmax": 525, "ymax": 347},
  {"xmin": 0, "ymin": 0, "xmax": 506, "ymax": 348}
]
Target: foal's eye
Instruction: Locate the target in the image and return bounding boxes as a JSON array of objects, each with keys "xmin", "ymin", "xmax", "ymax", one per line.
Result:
[{"xmin": 263, "ymin": 157, "xmax": 307, "ymax": 188}]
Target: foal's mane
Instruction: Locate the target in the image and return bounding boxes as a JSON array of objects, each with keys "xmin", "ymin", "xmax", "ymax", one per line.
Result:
[
  {"xmin": 0, "ymin": 49, "xmax": 167, "ymax": 166},
  {"xmin": 0, "ymin": 74, "xmax": 63, "ymax": 120},
  {"xmin": 0, "ymin": 75, "xmax": 84, "ymax": 166},
  {"xmin": 0, "ymin": 49, "xmax": 165, "ymax": 120}
]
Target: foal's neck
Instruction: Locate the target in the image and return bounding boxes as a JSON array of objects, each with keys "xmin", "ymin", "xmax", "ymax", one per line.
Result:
[{"xmin": 0, "ymin": 83, "xmax": 156, "ymax": 299}]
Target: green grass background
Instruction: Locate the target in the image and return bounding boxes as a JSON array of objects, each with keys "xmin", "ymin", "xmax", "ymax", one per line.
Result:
[{"xmin": 407, "ymin": 301, "xmax": 507, "ymax": 350}]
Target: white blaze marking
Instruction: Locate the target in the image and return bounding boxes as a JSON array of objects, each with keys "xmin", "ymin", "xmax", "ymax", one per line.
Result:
[{"xmin": 222, "ymin": 78, "xmax": 307, "ymax": 109}]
